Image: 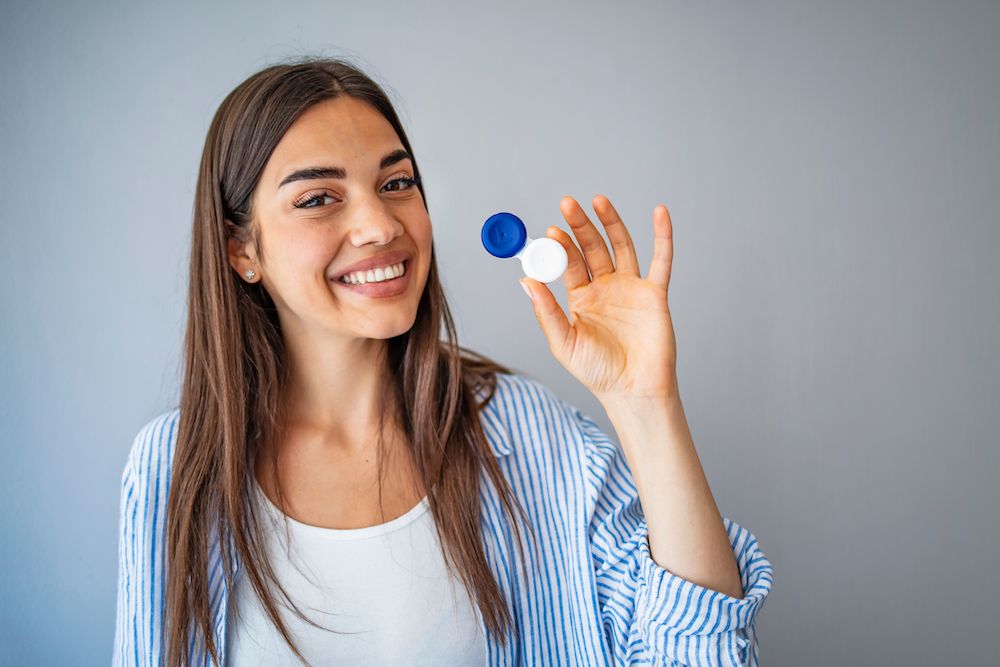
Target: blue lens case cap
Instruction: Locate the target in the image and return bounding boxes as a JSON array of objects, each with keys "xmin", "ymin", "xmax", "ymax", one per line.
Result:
[{"xmin": 481, "ymin": 212, "xmax": 527, "ymax": 258}]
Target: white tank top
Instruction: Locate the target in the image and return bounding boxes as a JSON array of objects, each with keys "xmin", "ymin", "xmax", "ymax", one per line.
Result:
[{"xmin": 225, "ymin": 477, "xmax": 487, "ymax": 666}]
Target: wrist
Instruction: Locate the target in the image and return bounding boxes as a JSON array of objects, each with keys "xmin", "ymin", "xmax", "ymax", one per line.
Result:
[
  {"xmin": 598, "ymin": 385, "xmax": 682, "ymax": 420},
  {"xmin": 600, "ymin": 393, "xmax": 690, "ymax": 456}
]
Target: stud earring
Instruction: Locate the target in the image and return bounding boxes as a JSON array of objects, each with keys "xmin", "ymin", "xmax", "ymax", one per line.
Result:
[{"xmin": 244, "ymin": 270, "xmax": 255, "ymax": 280}]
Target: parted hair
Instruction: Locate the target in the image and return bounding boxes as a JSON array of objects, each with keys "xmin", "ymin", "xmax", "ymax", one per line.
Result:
[{"xmin": 163, "ymin": 55, "xmax": 532, "ymax": 667}]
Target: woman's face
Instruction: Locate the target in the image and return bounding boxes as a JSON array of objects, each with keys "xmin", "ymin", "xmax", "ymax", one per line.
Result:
[{"xmin": 232, "ymin": 96, "xmax": 432, "ymax": 341}]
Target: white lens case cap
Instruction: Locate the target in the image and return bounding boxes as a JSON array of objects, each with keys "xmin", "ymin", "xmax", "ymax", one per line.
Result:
[{"xmin": 518, "ymin": 236, "xmax": 568, "ymax": 283}]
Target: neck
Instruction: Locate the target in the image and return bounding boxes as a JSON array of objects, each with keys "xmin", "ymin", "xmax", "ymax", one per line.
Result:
[{"xmin": 281, "ymin": 332, "xmax": 394, "ymax": 433}]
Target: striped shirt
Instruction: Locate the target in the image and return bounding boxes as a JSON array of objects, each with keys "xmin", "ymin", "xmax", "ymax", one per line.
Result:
[{"xmin": 113, "ymin": 371, "xmax": 773, "ymax": 666}]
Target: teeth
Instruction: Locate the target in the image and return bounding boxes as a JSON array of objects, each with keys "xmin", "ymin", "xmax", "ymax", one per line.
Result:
[{"xmin": 340, "ymin": 262, "xmax": 406, "ymax": 285}]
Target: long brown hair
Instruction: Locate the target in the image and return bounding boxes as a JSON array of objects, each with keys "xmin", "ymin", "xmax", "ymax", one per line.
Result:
[{"xmin": 164, "ymin": 56, "xmax": 532, "ymax": 667}]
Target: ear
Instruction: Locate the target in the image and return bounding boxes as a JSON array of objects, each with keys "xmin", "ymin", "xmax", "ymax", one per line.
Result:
[{"xmin": 225, "ymin": 219, "xmax": 257, "ymax": 276}]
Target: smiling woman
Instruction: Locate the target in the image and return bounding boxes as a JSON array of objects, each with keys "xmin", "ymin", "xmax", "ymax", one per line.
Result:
[
  {"xmin": 111, "ymin": 57, "xmax": 531, "ymax": 667},
  {"xmin": 227, "ymin": 94, "xmax": 434, "ymax": 342},
  {"xmin": 113, "ymin": 55, "xmax": 773, "ymax": 667}
]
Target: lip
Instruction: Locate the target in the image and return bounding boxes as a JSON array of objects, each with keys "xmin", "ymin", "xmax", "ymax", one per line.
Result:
[
  {"xmin": 332, "ymin": 258, "xmax": 413, "ymax": 298},
  {"xmin": 332, "ymin": 250, "xmax": 412, "ymax": 280}
]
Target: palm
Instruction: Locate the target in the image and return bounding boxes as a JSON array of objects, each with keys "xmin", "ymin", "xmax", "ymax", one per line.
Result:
[
  {"xmin": 563, "ymin": 271, "xmax": 675, "ymax": 398},
  {"xmin": 521, "ymin": 195, "xmax": 678, "ymax": 403}
]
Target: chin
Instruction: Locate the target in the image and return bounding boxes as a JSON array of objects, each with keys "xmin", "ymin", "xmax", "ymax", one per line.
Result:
[{"xmin": 359, "ymin": 313, "xmax": 418, "ymax": 340}]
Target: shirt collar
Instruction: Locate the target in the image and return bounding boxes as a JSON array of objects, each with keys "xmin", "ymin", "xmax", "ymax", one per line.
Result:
[{"xmin": 475, "ymin": 382, "xmax": 513, "ymax": 458}]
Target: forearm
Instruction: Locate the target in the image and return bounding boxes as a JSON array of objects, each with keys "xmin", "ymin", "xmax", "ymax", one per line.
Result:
[{"xmin": 601, "ymin": 393, "xmax": 744, "ymax": 599}]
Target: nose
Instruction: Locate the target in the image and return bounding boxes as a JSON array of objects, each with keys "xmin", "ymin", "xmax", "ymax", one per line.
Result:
[{"xmin": 345, "ymin": 193, "xmax": 404, "ymax": 247}]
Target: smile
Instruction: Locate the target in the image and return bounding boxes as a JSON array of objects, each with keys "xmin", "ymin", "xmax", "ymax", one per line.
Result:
[
  {"xmin": 338, "ymin": 261, "xmax": 406, "ymax": 285},
  {"xmin": 332, "ymin": 259, "xmax": 412, "ymax": 298}
]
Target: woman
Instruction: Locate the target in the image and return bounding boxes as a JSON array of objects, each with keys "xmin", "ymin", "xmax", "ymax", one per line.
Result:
[{"xmin": 113, "ymin": 57, "xmax": 773, "ymax": 667}]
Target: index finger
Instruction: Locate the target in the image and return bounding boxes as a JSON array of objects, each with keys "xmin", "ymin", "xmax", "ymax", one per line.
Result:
[
  {"xmin": 559, "ymin": 196, "xmax": 615, "ymax": 280},
  {"xmin": 592, "ymin": 194, "xmax": 640, "ymax": 277}
]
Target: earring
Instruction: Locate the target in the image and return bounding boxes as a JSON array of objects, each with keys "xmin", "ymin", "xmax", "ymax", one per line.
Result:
[{"xmin": 244, "ymin": 269, "xmax": 255, "ymax": 280}]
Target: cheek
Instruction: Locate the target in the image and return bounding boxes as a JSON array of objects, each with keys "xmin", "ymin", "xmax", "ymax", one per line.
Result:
[
  {"xmin": 412, "ymin": 215, "xmax": 433, "ymax": 251},
  {"xmin": 413, "ymin": 228, "xmax": 433, "ymax": 276},
  {"xmin": 274, "ymin": 232, "xmax": 333, "ymax": 274}
]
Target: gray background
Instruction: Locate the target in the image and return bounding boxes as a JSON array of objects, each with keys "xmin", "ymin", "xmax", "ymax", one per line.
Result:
[{"xmin": 2, "ymin": 1, "xmax": 997, "ymax": 665}]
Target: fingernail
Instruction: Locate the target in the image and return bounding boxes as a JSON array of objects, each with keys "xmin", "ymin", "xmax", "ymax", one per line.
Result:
[{"xmin": 519, "ymin": 279, "xmax": 534, "ymax": 300}]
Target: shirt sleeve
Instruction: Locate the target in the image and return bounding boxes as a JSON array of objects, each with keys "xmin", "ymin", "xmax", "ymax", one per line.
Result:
[
  {"xmin": 113, "ymin": 416, "xmax": 172, "ymax": 667},
  {"xmin": 572, "ymin": 405, "xmax": 774, "ymax": 667},
  {"xmin": 113, "ymin": 433, "xmax": 142, "ymax": 667}
]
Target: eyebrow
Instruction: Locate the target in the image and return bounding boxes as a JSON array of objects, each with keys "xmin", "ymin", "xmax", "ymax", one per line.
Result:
[{"xmin": 277, "ymin": 149, "xmax": 412, "ymax": 190}]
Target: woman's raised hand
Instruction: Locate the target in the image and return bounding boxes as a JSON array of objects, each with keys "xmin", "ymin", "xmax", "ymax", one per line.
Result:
[{"xmin": 520, "ymin": 195, "xmax": 679, "ymax": 405}]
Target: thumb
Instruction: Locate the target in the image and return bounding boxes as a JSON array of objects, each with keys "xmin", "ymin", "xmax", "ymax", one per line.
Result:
[{"xmin": 520, "ymin": 277, "xmax": 573, "ymax": 360}]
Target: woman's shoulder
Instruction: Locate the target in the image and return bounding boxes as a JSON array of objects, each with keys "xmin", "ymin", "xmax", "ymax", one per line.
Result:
[
  {"xmin": 122, "ymin": 407, "xmax": 181, "ymax": 487},
  {"xmin": 480, "ymin": 370, "xmax": 592, "ymax": 460},
  {"xmin": 487, "ymin": 370, "xmax": 574, "ymax": 416}
]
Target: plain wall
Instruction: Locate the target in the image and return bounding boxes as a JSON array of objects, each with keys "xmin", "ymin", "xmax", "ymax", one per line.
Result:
[{"xmin": 1, "ymin": 1, "xmax": 997, "ymax": 664}]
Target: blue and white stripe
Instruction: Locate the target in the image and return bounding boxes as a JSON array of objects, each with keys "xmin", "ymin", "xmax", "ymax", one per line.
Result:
[{"xmin": 114, "ymin": 371, "xmax": 773, "ymax": 666}]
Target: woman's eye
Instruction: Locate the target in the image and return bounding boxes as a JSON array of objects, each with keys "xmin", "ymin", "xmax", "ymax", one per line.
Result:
[
  {"xmin": 294, "ymin": 193, "xmax": 336, "ymax": 209},
  {"xmin": 383, "ymin": 176, "xmax": 420, "ymax": 192},
  {"xmin": 293, "ymin": 176, "xmax": 420, "ymax": 209}
]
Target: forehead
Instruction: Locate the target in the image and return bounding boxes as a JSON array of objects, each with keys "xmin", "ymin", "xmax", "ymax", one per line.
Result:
[{"xmin": 261, "ymin": 96, "xmax": 401, "ymax": 184}]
